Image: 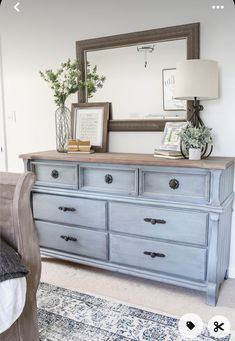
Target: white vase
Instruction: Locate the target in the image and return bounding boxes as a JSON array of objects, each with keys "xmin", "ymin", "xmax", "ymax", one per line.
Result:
[{"xmin": 189, "ymin": 148, "xmax": 201, "ymax": 160}]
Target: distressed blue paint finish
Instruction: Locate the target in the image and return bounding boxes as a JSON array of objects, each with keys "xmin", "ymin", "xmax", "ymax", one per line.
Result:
[
  {"xmin": 219, "ymin": 165, "xmax": 234, "ymax": 203},
  {"xmin": 139, "ymin": 166, "xmax": 210, "ymax": 204},
  {"xmin": 33, "ymin": 193, "xmax": 107, "ymax": 230},
  {"xmin": 36, "ymin": 221, "xmax": 108, "ymax": 260},
  {"xmin": 25, "ymin": 158, "xmax": 234, "ymax": 306},
  {"xmin": 109, "ymin": 202, "xmax": 208, "ymax": 246},
  {"xmin": 79, "ymin": 163, "xmax": 138, "ymax": 196},
  {"xmin": 31, "ymin": 161, "xmax": 79, "ymax": 189},
  {"xmin": 110, "ymin": 234, "xmax": 207, "ymax": 281}
]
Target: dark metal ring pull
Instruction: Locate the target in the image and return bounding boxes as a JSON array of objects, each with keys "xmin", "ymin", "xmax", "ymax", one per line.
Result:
[
  {"xmin": 58, "ymin": 206, "xmax": 76, "ymax": 212},
  {"xmin": 105, "ymin": 174, "xmax": 113, "ymax": 184},
  {"xmin": 51, "ymin": 169, "xmax": 59, "ymax": 179},
  {"xmin": 144, "ymin": 218, "xmax": 166, "ymax": 225},
  {"xmin": 169, "ymin": 178, "xmax": 179, "ymax": 190},
  {"xmin": 144, "ymin": 251, "xmax": 166, "ymax": 258},
  {"xmin": 60, "ymin": 235, "xmax": 77, "ymax": 242}
]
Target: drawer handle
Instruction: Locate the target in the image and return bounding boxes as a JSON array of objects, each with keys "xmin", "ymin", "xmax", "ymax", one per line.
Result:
[
  {"xmin": 51, "ymin": 169, "xmax": 59, "ymax": 179},
  {"xmin": 144, "ymin": 251, "xmax": 166, "ymax": 258},
  {"xmin": 144, "ymin": 218, "xmax": 166, "ymax": 225},
  {"xmin": 105, "ymin": 174, "xmax": 113, "ymax": 184},
  {"xmin": 60, "ymin": 235, "xmax": 77, "ymax": 242},
  {"xmin": 58, "ymin": 206, "xmax": 76, "ymax": 212},
  {"xmin": 169, "ymin": 178, "xmax": 179, "ymax": 190}
]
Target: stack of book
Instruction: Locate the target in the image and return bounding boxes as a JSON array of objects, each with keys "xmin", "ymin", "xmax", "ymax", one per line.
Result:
[
  {"xmin": 154, "ymin": 149, "xmax": 184, "ymax": 159},
  {"xmin": 67, "ymin": 139, "xmax": 94, "ymax": 153},
  {"xmin": 67, "ymin": 139, "xmax": 79, "ymax": 153}
]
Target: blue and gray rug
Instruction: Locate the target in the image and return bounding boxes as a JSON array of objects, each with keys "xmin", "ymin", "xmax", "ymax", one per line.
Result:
[{"xmin": 37, "ymin": 282, "xmax": 230, "ymax": 341}]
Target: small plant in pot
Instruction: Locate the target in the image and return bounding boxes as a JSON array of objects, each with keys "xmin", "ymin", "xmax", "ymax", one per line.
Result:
[{"xmin": 179, "ymin": 125, "xmax": 213, "ymax": 160}]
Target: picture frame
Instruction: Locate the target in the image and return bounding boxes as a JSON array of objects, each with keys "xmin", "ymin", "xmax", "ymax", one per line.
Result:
[
  {"xmin": 162, "ymin": 68, "xmax": 187, "ymax": 111},
  {"xmin": 159, "ymin": 122, "xmax": 187, "ymax": 151},
  {"xmin": 71, "ymin": 102, "xmax": 109, "ymax": 152}
]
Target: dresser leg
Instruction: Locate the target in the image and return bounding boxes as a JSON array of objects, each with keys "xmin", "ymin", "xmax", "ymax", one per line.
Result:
[{"xmin": 206, "ymin": 283, "xmax": 219, "ymax": 306}]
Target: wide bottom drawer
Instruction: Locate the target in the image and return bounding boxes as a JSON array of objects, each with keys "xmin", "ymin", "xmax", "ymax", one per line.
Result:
[
  {"xmin": 110, "ymin": 235, "xmax": 206, "ymax": 281},
  {"xmin": 36, "ymin": 221, "xmax": 107, "ymax": 260}
]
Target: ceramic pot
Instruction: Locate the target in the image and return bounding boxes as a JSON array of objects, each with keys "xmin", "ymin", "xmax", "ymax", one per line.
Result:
[{"xmin": 189, "ymin": 148, "xmax": 201, "ymax": 160}]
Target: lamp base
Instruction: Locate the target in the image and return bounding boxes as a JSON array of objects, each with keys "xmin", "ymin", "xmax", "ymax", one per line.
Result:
[
  {"xmin": 188, "ymin": 98, "xmax": 204, "ymax": 128},
  {"xmin": 181, "ymin": 97, "xmax": 213, "ymax": 159}
]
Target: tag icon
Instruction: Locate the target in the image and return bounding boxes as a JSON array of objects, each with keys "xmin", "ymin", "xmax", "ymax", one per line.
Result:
[
  {"xmin": 186, "ymin": 321, "xmax": 195, "ymax": 330},
  {"xmin": 178, "ymin": 313, "xmax": 203, "ymax": 339}
]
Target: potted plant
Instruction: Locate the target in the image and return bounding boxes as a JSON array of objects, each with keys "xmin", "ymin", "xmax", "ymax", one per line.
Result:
[
  {"xmin": 179, "ymin": 125, "xmax": 213, "ymax": 160},
  {"xmin": 40, "ymin": 59, "xmax": 105, "ymax": 152}
]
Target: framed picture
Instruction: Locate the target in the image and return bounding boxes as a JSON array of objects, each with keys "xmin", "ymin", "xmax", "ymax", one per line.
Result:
[
  {"xmin": 71, "ymin": 103, "xmax": 109, "ymax": 152},
  {"xmin": 159, "ymin": 122, "xmax": 187, "ymax": 151},
  {"xmin": 162, "ymin": 68, "xmax": 187, "ymax": 111}
]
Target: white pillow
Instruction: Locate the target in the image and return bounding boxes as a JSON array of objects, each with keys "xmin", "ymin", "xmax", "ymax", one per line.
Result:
[{"xmin": 0, "ymin": 277, "xmax": 26, "ymax": 334}]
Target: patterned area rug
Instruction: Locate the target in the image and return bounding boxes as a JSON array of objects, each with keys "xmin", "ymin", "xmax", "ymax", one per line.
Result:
[{"xmin": 37, "ymin": 282, "xmax": 230, "ymax": 341}]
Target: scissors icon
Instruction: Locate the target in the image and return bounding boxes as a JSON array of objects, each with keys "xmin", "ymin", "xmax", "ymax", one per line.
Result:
[{"xmin": 214, "ymin": 321, "xmax": 224, "ymax": 332}]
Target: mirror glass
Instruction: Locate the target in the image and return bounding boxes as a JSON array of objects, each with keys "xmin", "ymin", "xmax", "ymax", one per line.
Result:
[
  {"xmin": 87, "ymin": 39, "xmax": 187, "ymax": 120},
  {"xmin": 77, "ymin": 23, "xmax": 200, "ymax": 130}
]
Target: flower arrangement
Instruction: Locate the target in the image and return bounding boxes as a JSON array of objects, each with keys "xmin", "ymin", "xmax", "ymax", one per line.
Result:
[
  {"xmin": 179, "ymin": 125, "xmax": 213, "ymax": 150},
  {"xmin": 39, "ymin": 59, "xmax": 105, "ymax": 107},
  {"xmin": 39, "ymin": 59, "xmax": 105, "ymax": 152}
]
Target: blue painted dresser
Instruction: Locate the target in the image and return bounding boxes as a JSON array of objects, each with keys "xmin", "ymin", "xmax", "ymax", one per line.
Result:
[{"xmin": 20, "ymin": 151, "xmax": 234, "ymax": 305}]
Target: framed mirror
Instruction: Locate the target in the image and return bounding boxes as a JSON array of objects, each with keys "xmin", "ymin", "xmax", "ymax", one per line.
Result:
[{"xmin": 76, "ymin": 23, "xmax": 200, "ymax": 131}]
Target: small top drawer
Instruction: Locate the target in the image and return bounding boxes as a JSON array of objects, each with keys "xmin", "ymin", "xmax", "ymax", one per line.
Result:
[
  {"xmin": 140, "ymin": 167, "xmax": 210, "ymax": 204},
  {"xmin": 31, "ymin": 161, "xmax": 78, "ymax": 189},
  {"xmin": 79, "ymin": 164, "xmax": 138, "ymax": 196},
  {"xmin": 109, "ymin": 202, "xmax": 208, "ymax": 246}
]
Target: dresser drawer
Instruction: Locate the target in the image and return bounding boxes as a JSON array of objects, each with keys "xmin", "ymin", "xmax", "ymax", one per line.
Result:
[
  {"xmin": 33, "ymin": 193, "xmax": 106, "ymax": 229},
  {"xmin": 109, "ymin": 202, "xmax": 208, "ymax": 246},
  {"xmin": 110, "ymin": 235, "xmax": 206, "ymax": 281},
  {"xmin": 36, "ymin": 221, "xmax": 107, "ymax": 260},
  {"xmin": 140, "ymin": 167, "xmax": 210, "ymax": 203},
  {"xmin": 79, "ymin": 164, "xmax": 138, "ymax": 196},
  {"xmin": 31, "ymin": 161, "xmax": 78, "ymax": 189}
]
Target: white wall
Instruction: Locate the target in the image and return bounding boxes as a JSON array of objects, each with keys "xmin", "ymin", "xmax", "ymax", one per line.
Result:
[
  {"xmin": 0, "ymin": 35, "xmax": 7, "ymax": 171},
  {"xmin": 0, "ymin": 0, "xmax": 235, "ymax": 276}
]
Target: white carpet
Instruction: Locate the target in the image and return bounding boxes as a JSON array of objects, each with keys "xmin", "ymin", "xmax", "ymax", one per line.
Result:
[{"xmin": 41, "ymin": 257, "xmax": 235, "ymax": 330}]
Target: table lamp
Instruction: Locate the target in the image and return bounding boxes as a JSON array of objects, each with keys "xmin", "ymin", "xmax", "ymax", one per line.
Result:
[
  {"xmin": 174, "ymin": 59, "xmax": 218, "ymax": 158},
  {"xmin": 174, "ymin": 59, "xmax": 219, "ymax": 128}
]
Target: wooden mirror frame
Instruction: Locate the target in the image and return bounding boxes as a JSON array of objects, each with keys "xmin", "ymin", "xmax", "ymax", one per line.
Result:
[{"xmin": 76, "ymin": 22, "xmax": 200, "ymax": 132}]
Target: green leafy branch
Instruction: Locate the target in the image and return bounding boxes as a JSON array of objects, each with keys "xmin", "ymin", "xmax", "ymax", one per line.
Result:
[
  {"xmin": 86, "ymin": 62, "xmax": 106, "ymax": 98},
  {"xmin": 40, "ymin": 59, "xmax": 105, "ymax": 107}
]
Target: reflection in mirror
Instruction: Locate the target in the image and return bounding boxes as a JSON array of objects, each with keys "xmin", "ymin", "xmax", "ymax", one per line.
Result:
[
  {"xmin": 87, "ymin": 39, "xmax": 187, "ymax": 120},
  {"xmin": 77, "ymin": 23, "xmax": 200, "ymax": 131}
]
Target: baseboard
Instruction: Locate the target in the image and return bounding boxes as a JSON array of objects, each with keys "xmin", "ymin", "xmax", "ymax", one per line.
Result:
[{"xmin": 228, "ymin": 267, "xmax": 235, "ymax": 279}]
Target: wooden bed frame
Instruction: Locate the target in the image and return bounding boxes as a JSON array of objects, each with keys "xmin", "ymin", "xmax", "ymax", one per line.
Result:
[{"xmin": 0, "ymin": 172, "xmax": 41, "ymax": 341}]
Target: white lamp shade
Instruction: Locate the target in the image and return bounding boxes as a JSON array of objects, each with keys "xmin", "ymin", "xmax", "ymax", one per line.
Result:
[{"xmin": 174, "ymin": 59, "xmax": 219, "ymax": 100}]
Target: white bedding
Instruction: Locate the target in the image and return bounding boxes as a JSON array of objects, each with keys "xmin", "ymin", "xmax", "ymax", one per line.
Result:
[{"xmin": 0, "ymin": 277, "xmax": 26, "ymax": 334}]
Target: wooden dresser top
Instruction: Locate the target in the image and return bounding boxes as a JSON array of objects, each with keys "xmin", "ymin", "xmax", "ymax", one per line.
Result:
[{"xmin": 19, "ymin": 150, "xmax": 235, "ymax": 170}]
